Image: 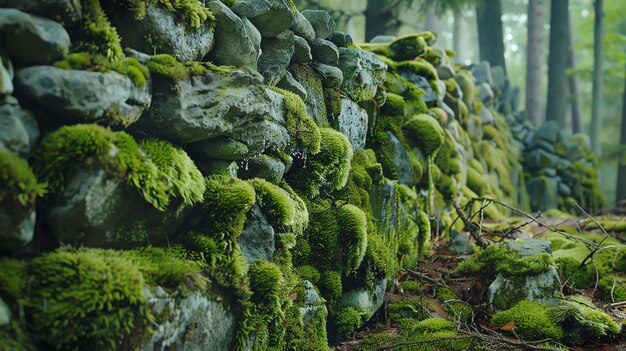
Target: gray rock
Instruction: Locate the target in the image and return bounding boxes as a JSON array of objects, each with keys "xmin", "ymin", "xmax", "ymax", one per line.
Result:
[
  {"xmin": 478, "ymin": 107, "xmax": 495, "ymax": 125},
  {"xmin": 206, "ymin": 1, "xmax": 260, "ymax": 68},
  {"xmin": 243, "ymin": 17, "xmax": 263, "ymax": 59},
  {"xmin": 223, "ymin": 118, "xmax": 290, "ymax": 155},
  {"xmin": 291, "ymin": 64, "xmax": 327, "ymax": 126},
  {"xmin": 388, "ymin": 132, "xmax": 412, "ymax": 185},
  {"xmin": 315, "ymin": 63, "xmax": 343, "ymax": 88},
  {"xmin": 337, "ymin": 48, "xmax": 387, "ymax": 102},
  {"xmin": 472, "ymin": 61, "xmax": 494, "ymax": 87},
  {"xmin": 335, "ymin": 278, "xmax": 387, "ymax": 322},
  {"xmin": 530, "ymin": 139, "xmax": 556, "ymax": 154},
  {"xmin": 247, "ymin": 0, "xmax": 294, "ymax": 37},
  {"xmin": 526, "ymin": 149, "xmax": 560, "ymax": 172},
  {"xmin": 291, "ymin": 35, "xmax": 312, "ymax": 63},
  {"xmin": 0, "ymin": 176, "xmax": 35, "ymax": 251},
  {"xmin": 276, "ymin": 71, "xmax": 307, "ymax": 100},
  {"xmin": 301, "ymin": 9, "xmax": 336, "ymax": 39},
  {"xmin": 370, "ymin": 35, "xmax": 396, "ymax": 43},
  {"xmin": 290, "ymin": 11, "xmax": 315, "ymax": 42},
  {"xmin": 399, "ymin": 72, "xmax": 436, "ymax": 106},
  {"xmin": 0, "ymin": 52, "xmax": 13, "ymax": 94},
  {"xmin": 237, "ymin": 154, "xmax": 288, "ymax": 183},
  {"xmin": 110, "ymin": 2, "xmax": 214, "ymax": 62},
  {"xmin": 15, "ymin": 66, "xmax": 150, "ymax": 128},
  {"xmin": 300, "ymin": 280, "xmax": 327, "ymax": 324},
  {"xmin": 477, "ymin": 82, "xmax": 495, "ymax": 105},
  {"xmin": 328, "ymin": 31, "xmax": 353, "ymax": 47},
  {"xmin": 0, "ymin": 0, "xmax": 81, "ymax": 25},
  {"xmin": 144, "ymin": 290, "xmax": 237, "ymax": 351},
  {"xmin": 0, "ymin": 8, "xmax": 70, "ymax": 64},
  {"xmin": 230, "ymin": 0, "xmax": 263, "ymax": 18},
  {"xmin": 135, "ymin": 69, "xmax": 282, "ymax": 144},
  {"xmin": 437, "ymin": 64, "xmax": 455, "ymax": 80},
  {"xmin": 311, "ymin": 38, "xmax": 339, "ymax": 65},
  {"xmin": 504, "ymin": 239, "xmax": 552, "ymax": 256},
  {"xmin": 0, "ymin": 96, "xmax": 39, "ymax": 157},
  {"xmin": 0, "ymin": 297, "xmax": 8, "ymax": 326},
  {"xmin": 488, "ymin": 265, "xmax": 562, "ymax": 311},
  {"xmin": 44, "ymin": 163, "xmax": 191, "ymax": 248},
  {"xmin": 187, "ymin": 137, "xmax": 250, "ymax": 161},
  {"xmin": 258, "ymin": 30, "xmax": 295, "ymax": 85},
  {"xmin": 526, "ymin": 176, "xmax": 559, "ymax": 211},
  {"xmin": 239, "ymin": 204, "xmax": 276, "ymax": 263},
  {"xmin": 334, "ymin": 98, "xmax": 367, "ymax": 150},
  {"xmin": 125, "ymin": 49, "xmax": 151, "ymax": 64},
  {"xmin": 533, "ymin": 121, "xmax": 560, "ymax": 144}
]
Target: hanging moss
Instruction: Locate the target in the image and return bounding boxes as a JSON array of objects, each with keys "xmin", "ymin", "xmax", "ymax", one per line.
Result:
[
  {"xmin": 77, "ymin": 0, "xmax": 124, "ymax": 60},
  {"xmin": 318, "ymin": 270, "xmax": 342, "ymax": 302},
  {"xmin": 249, "ymin": 260, "xmax": 283, "ymax": 310},
  {"xmin": 0, "ymin": 149, "xmax": 45, "ymax": 208},
  {"xmin": 269, "ymin": 86, "xmax": 322, "ymax": 155},
  {"xmin": 491, "ymin": 301, "xmax": 564, "ymax": 340},
  {"xmin": 54, "ymin": 52, "xmax": 150, "ymax": 87},
  {"xmin": 338, "ymin": 204, "xmax": 368, "ymax": 272}
]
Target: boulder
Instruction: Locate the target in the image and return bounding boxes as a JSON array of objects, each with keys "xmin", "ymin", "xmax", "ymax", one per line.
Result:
[
  {"xmin": 533, "ymin": 121, "xmax": 560, "ymax": 144},
  {"xmin": 335, "ymin": 278, "xmax": 387, "ymax": 323},
  {"xmin": 337, "ymin": 48, "xmax": 387, "ymax": 102},
  {"xmin": 291, "ymin": 35, "xmax": 313, "ymax": 63},
  {"xmin": 15, "ymin": 66, "xmax": 150, "ymax": 128},
  {"xmin": 488, "ymin": 265, "xmax": 563, "ymax": 311},
  {"xmin": 246, "ymin": 0, "xmax": 295, "ymax": 37},
  {"xmin": 437, "ymin": 64, "xmax": 455, "ymax": 80},
  {"xmin": 276, "ymin": 71, "xmax": 307, "ymax": 100},
  {"xmin": 237, "ymin": 154, "xmax": 288, "ymax": 183},
  {"xmin": 0, "ymin": 96, "xmax": 39, "ymax": 157},
  {"xmin": 472, "ymin": 61, "xmax": 494, "ymax": 87},
  {"xmin": 301, "ymin": 9, "xmax": 336, "ymax": 39},
  {"xmin": 206, "ymin": 1, "xmax": 260, "ymax": 68},
  {"xmin": 311, "ymin": 38, "xmax": 339, "ymax": 65},
  {"xmin": 315, "ymin": 63, "xmax": 343, "ymax": 88},
  {"xmin": 328, "ymin": 31, "xmax": 353, "ymax": 47},
  {"xmin": 109, "ymin": 2, "xmax": 215, "ymax": 62},
  {"xmin": 134, "ymin": 70, "xmax": 286, "ymax": 144},
  {"xmin": 0, "ymin": 8, "xmax": 69, "ymax": 64},
  {"xmin": 0, "ymin": 52, "xmax": 13, "ymax": 94},
  {"xmin": 0, "ymin": 0, "xmax": 82, "ymax": 25},
  {"xmin": 258, "ymin": 30, "xmax": 295, "ymax": 85},
  {"xmin": 290, "ymin": 11, "xmax": 315, "ymax": 42},
  {"xmin": 239, "ymin": 204, "xmax": 276, "ymax": 263},
  {"xmin": 291, "ymin": 64, "xmax": 328, "ymax": 126},
  {"xmin": 333, "ymin": 98, "xmax": 368, "ymax": 150}
]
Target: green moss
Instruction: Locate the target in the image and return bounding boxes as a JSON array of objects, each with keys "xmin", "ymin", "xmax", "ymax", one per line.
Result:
[
  {"xmin": 387, "ymin": 298, "xmax": 429, "ymax": 322},
  {"xmin": 324, "ymin": 88, "xmax": 343, "ymax": 119},
  {"xmin": 77, "ymin": 0, "xmax": 124, "ymax": 60},
  {"xmin": 334, "ymin": 306, "xmax": 364, "ymax": 334},
  {"xmin": 54, "ymin": 53, "xmax": 150, "ymax": 87},
  {"xmin": 249, "ymin": 260, "xmax": 283, "ymax": 310},
  {"xmin": 146, "ymin": 54, "xmax": 189, "ymax": 80},
  {"xmin": 395, "ymin": 59, "xmax": 439, "ymax": 82},
  {"xmin": 287, "ymin": 128, "xmax": 353, "ymax": 197},
  {"xmin": 435, "ymin": 287, "xmax": 472, "ymax": 322},
  {"xmin": 318, "ymin": 270, "xmax": 342, "ymax": 302},
  {"xmin": 466, "ymin": 167, "xmax": 486, "ymax": 195},
  {"xmin": 28, "ymin": 248, "xmax": 153, "ymax": 350},
  {"xmin": 399, "ymin": 280, "xmax": 421, "ymax": 294},
  {"xmin": 338, "ymin": 204, "xmax": 368, "ymax": 272},
  {"xmin": 269, "ymin": 86, "xmax": 321, "ymax": 155},
  {"xmin": 295, "ymin": 265, "xmax": 321, "ymax": 284},
  {"xmin": 0, "ymin": 322, "xmax": 36, "ymax": 351},
  {"xmin": 380, "ymin": 92, "xmax": 406, "ymax": 116},
  {"xmin": 139, "ymin": 139, "xmax": 205, "ymax": 205},
  {"xmin": 404, "ymin": 114, "xmax": 444, "ymax": 157},
  {"xmin": 200, "ymin": 175, "xmax": 256, "ymax": 245},
  {"xmin": 0, "ymin": 258, "xmax": 28, "ymax": 303},
  {"xmin": 550, "ymin": 296, "xmax": 620, "ymax": 341},
  {"xmin": 248, "ymin": 178, "xmax": 296, "ymax": 228},
  {"xmin": 455, "ymin": 245, "xmax": 553, "ymax": 280},
  {"xmin": 389, "ymin": 34, "xmax": 430, "ymax": 61},
  {"xmin": 491, "ymin": 301, "xmax": 564, "ymax": 340},
  {"xmin": 0, "ymin": 149, "xmax": 45, "ymax": 208},
  {"xmin": 34, "ymin": 124, "xmax": 181, "ymax": 211}
]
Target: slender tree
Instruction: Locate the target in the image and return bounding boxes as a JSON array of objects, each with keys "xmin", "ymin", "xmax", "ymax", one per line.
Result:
[
  {"xmin": 567, "ymin": 10, "xmax": 583, "ymax": 133},
  {"xmin": 617, "ymin": 61, "xmax": 626, "ymax": 202},
  {"xmin": 476, "ymin": 0, "xmax": 506, "ymax": 73},
  {"xmin": 545, "ymin": 0, "xmax": 569, "ymax": 128},
  {"xmin": 525, "ymin": 0, "xmax": 543, "ymax": 125},
  {"xmin": 590, "ymin": 0, "xmax": 605, "ymax": 154}
]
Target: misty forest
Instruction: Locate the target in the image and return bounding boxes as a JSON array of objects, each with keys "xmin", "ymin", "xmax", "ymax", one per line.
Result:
[{"xmin": 2, "ymin": 0, "xmax": 626, "ymax": 350}]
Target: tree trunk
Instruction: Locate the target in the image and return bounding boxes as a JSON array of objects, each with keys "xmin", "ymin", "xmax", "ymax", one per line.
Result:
[
  {"xmin": 476, "ymin": 0, "xmax": 506, "ymax": 73},
  {"xmin": 424, "ymin": 6, "xmax": 441, "ymax": 33},
  {"xmin": 545, "ymin": 0, "xmax": 569, "ymax": 128},
  {"xmin": 590, "ymin": 0, "xmax": 605, "ymax": 154},
  {"xmin": 568, "ymin": 10, "xmax": 583, "ymax": 134},
  {"xmin": 453, "ymin": 10, "xmax": 466, "ymax": 63},
  {"xmin": 525, "ymin": 0, "xmax": 543, "ymax": 125},
  {"xmin": 616, "ymin": 61, "xmax": 626, "ymax": 202},
  {"xmin": 364, "ymin": 0, "xmax": 397, "ymax": 41}
]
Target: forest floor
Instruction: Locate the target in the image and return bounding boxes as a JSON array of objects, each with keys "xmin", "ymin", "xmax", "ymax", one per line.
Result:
[{"xmin": 334, "ymin": 203, "xmax": 626, "ymax": 351}]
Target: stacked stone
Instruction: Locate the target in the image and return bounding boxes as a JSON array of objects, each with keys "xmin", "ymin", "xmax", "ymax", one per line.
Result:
[{"xmin": 293, "ymin": 0, "xmax": 367, "ymax": 42}]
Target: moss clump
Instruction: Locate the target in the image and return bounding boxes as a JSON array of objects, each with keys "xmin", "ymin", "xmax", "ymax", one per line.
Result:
[
  {"xmin": 338, "ymin": 204, "xmax": 368, "ymax": 272},
  {"xmin": 396, "ymin": 59, "xmax": 439, "ymax": 82},
  {"xmin": 295, "ymin": 265, "xmax": 321, "ymax": 284},
  {"xmin": 54, "ymin": 52, "xmax": 150, "ymax": 87},
  {"xmin": 400, "ymin": 280, "xmax": 421, "ymax": 294},
  {"xmin": 435, "ymin": 287, "xmax": 472, "ymax": 322},
  {"xmin": 454, "ymin": 245, "xmax": 553, "ymax": 280},
  {"xmin": 28, "ymin": 249, "xmax": 153, "ymax": 350},
  {"xmin": 249, "ymin": 260, "xmax": 283, "ymax": 309},
  {"xmin": 389, "ymin": 34, "xmax": 429, "ymax": 61},
  {"xmin": 129, "ymin": 0, "xmax": 215, "ymax": 29},
  {"xmin": 78, "ymin": 0, "xmax": 124, "ymax": 60},
  {"xmin": 550, "ymin": 296, "xmax": 620, "ymax": 342},
  {"xmin": 0, "ymin": 258, "xmax": 28, "ymax": 303},
  {"xmin": 491, "ymin": 301, "xmax": 564, "ymax": 340},
  {"xmin": 0, "ymin": 149, "xmax": 45, "ymax": 208},
  {"xmin": 146, "ymin": 54, "xmax": 189, "ymax": 80},
  {"xmin": 387, "ymin": 298, "xmax": 429, "ymax": 322},
  {"xmin": 269, "ymin": 87, "xmax": 321, "ymax": 155},
  {"xmin": 318, "ymin": 270, "xmax": 342, "ymax": 302},
  {"xmin": 335, "ymin": 306, "xmax": 364, "ymax": 334},
  {"xmin": 405, "ymin": 114, "xmax": 444, "ymax": 157},
  {"xmin": 200, "ymin": 175, "xmax": 256, "ymax": 245},
  {"xmin": 34, "ymin": 124, "xmax": 187, "ymax": 211},
  {"xmin": 248, "ymin": 178, "xmax": 304, "ymax": 234},
  {"xmin": 139, "ymin": 139, "xmax": 205, "ymax": 205},
  {"xmin": 288, "ymin": 128, "xmax": 353, "ymax": 197}
]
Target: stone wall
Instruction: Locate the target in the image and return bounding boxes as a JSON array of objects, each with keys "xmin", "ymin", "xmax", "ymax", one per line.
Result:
[{"xmin": 0, "ymin": 1, "xmax": 602, "ymax": 350}]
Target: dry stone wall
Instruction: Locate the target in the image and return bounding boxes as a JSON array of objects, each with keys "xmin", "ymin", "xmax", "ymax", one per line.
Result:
[{"xmin": 0, "ymin": 1, "xmax": 602, "ymax": 350}]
